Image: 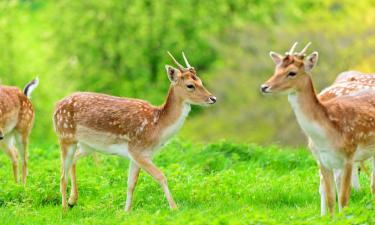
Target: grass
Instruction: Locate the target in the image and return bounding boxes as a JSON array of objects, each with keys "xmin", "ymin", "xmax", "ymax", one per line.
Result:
[{"xmin": 0, "ymin": 139, "xmax": 373, "ymax": 225}]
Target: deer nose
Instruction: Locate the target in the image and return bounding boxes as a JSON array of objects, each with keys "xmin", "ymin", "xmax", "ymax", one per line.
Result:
[
  {"xmin": 209, "ymin": 96, "xmax": 217, "ymax": 104},
  {"xmin": 260, "ymin": 84, "xmax": 270, "ymax": 93}
]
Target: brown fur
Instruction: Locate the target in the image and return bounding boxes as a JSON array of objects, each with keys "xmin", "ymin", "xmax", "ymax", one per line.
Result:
[{"xmin": 0, "ymin": 85, "xmax": 35, "ymax": 184}]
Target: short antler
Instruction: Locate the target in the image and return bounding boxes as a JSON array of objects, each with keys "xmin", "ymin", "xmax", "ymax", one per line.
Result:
[
  {"xmin": 287, "ymin": 42, "xmax": 298, "ymax": 55},
  {"xmin": 182, "ymin": 52, "xmax": 191, "ymax": 68},
  {"xmin": 167, "ymin": 51, "xmax": 184, "ymax": 71},
  {"xmin": 298, "ymin": 42, "xmax": 312, "ymax": 56}
]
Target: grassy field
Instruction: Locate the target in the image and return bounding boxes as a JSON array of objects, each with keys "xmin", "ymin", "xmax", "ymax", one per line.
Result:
[{"xmin": 0, "ymin": 139, "xmax": 373, "ymax": 225}]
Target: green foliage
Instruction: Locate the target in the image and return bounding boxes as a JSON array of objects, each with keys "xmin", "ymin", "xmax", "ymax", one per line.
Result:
[
  {"xmin": 1, "ymin": 1, "xmax": 375, "ymax": 146},
  {"xmin": 0, "ymin": 140, "xmax": 374, "ymax": 224}
]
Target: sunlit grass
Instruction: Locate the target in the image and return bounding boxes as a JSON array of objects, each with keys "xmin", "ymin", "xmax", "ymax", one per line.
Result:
[{"xmin": 0, "ymin": 139, "xmax": 373, "ymax": 224}]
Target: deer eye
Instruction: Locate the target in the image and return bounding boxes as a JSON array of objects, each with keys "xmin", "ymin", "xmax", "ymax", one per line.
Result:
[
  {"xmin": 186, "ymin": 84, "xmax": 195, "ymax": 90},
  {"xmin": 287, "ymin": 71, "xmax": 297, "ymax": 77}
]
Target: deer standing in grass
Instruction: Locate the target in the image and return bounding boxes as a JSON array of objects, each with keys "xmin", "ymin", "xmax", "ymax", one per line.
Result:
[
  {"xmin": 53, "ymin": 52, "xmax": 216, "ymax": 211},
  {"xmin": 318, "ymin": 70, "xmax": 375, "ymax": 214},
  {"xmin": 261, "ymin": 43, "xmax": 375, "ymax": 216},
  {"xmin": 0, "ymin": 78, "xmax": 38, "ymax": 184}
]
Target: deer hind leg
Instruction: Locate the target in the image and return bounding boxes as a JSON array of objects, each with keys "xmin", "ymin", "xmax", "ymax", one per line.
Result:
[
  {"xmin": 338, "ymin": 160, "xmax": 353, "ymax": 212},
  {"xmin": 125, "ymin": 161, "xmax": 140, "ymax": 212},
  {"xmin": 68, "ymin": 143, "xmax": 93, "ymax": 206},
  {"xmin": 320, "ymin": 165, "xmax": 335, "ymax": 216},
  {"xmin": 130, "ymin": 153, "xmax": 177, "ymax": 210},
  {"xmin": 0, "ymin": 135, "xmax": 19, "ymax": 183},
  {"xmin": 59, "ymin": 140, "xmax": 77, "ymax": 210},
  {"xmin": 14, "ymin": 131, "xmax": 29, "ymax": 185}
]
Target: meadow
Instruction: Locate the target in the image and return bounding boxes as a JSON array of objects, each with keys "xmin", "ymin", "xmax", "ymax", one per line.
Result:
[
  {"xmin": 0, "ymin": 140, "xmax": 373, "ymax": 224},
  {"xmin": 0, "ymin": 1, "xmax": 375, "ymax": 224}
]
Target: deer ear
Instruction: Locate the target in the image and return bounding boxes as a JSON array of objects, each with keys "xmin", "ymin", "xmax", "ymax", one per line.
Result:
[
  {"xmin": 269, "ymin": 51, "xmax": 283, "ymax": 65},
  {"xmin": 165, "ymin": 65, "xmax": 179, "ymax": 82},
  {"xmin": 305, "ymin": 52, "xmax": 318, "ymax": 72}
]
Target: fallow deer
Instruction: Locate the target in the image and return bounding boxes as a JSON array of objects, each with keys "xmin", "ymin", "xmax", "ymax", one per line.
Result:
[
  {"xmin": 53, "ymin": 52, "xmax": 216, "ymax": 211},
  {"xmin": 261, "ymin": 42, "xmax": 375, "ymax": 216},
  {"xmin": 0, "ymin": 78, "xmax": 39, "ymax": 184},
  {"xmin": 318, "ymin": 70, "xmax": 375, "ymax": 214}
]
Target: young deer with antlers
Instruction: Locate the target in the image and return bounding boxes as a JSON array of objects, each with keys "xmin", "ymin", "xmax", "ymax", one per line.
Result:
[
  {"xmin": 53, "ymin": 52, "xmax": 216, "ymax": 211},
  {"xmin": 0, "ymin": 78, "xmax": 38, "ymax": 184},
  {"xmin": 261, "ymin": 43, "xmax": 375, "ymax": 216}
]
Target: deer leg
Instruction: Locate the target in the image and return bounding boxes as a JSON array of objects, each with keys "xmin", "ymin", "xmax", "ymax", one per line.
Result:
[
  {"xmin": 68, "ymin": 145, "xmax": 91, "ymax": 206},
  {"xmin": 319, "ymin": 170, "xmax": 327, "ymax": 216},
  {"xmin": 0, "ymin": 137, "xmax": 18, "ymax": 183},
  {"xmin": 131, "ymin": 154, "xmax": 177, "ymax": 210},
  {"xmin": 14, "ymin": 132, "xmax": 29, "ymax": 185},
  {"xmin": 338, "ymin": 160, "xmax": 353, "ymax": 212},
  {"xmin": 334, "ymin": 169, "xmax": 342, "ymax": 195},
  {"xmin": 60, "ymin": 141, "xmax": 77, "ymax": 210},
  {"xmin": 320, "ymin": 165, "xmax": 335, "ymax": 216},
  {"xmin": 125, "ymin": 161, "xmax": 140, "ymax": 212}
]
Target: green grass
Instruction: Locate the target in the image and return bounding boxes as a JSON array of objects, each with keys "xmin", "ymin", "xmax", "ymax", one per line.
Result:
[{"xmin": 0, "ymin": 140, "xmax": 373, "ymax": 225}]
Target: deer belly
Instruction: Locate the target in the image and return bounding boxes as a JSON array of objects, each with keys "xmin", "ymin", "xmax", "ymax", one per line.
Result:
[{"xmin": 76, "ymin": 125, "xmax": 130, "ymax": 158}]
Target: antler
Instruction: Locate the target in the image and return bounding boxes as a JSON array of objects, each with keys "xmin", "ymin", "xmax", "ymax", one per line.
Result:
[
  {"xmin": 167, "ymin": 51, "xmax": 184, "ymax": 70},
  {"xmin": 298, "ymin": 42, "xmax": 311, "ymax": 56},
  {"xmin": 182, "ymin": 51, "xmax": 191, "ymax": 68},
  {"xmin": 287, "ymin": 42, "xmax": 298, "ymax": 55}
]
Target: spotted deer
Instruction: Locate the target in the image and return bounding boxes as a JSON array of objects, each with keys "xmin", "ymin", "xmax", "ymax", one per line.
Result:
[
  {"xmin": 0, "ymin": 78, "xmax": 39, "ymax": 184},
  {"xmin": 53, "ymin": 52, "xmax": 217, "ymax": 211},
  {"xmin": 318, "ymin": 70, "xmax": 375, "ymax": 214},
  {"xmin": 261, "ymin": 43, "xmax": 375, "ymax": 216}
]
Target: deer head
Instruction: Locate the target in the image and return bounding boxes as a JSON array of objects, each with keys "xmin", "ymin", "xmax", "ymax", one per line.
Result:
[
  {"xmin": 165, "ymin": 52, "xmax": 216, "ymax": 105},
  {"xmin": 261, "ymin": 42, "xmax": 319, "ymax": 94}
]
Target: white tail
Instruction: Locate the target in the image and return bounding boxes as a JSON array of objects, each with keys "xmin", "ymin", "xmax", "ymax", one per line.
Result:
[
  {"xmin": 53, "ymin": 52, "xmax": 216, "ymax": 211},
  {"xmin": 23, "ymin": 77, "xmax": 39, "ymax": 98},
  {"xmin": 262, "ymin": 42, "xmax": 375, "ymax": 216}
]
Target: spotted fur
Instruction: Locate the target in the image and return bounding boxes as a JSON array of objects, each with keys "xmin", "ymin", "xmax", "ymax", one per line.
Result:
[
  {"xmin": 0, "ymin": 79, "xmax": 38, "ymax": 184},
  {"xmin": 262, "ymin": 43, "xmax": 375, "ymax": 216},
  {"xmin": 54, "ymin": 53, "xmax": 216, "ymax": 211}
]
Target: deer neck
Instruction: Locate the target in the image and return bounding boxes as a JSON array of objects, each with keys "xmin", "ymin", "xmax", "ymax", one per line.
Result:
[
  {"xmin": 288, "ymin": 76, "xmax": 337, "ymax": 146},
  {"xmin": 158, "ymin": 86, "xmax": 191, "ymax": 141}
]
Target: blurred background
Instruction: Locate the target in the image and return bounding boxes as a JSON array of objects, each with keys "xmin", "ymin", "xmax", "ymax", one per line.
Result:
[{"xmin": 1, "ymin": 0, "xmax": 375, "ymax": 147}]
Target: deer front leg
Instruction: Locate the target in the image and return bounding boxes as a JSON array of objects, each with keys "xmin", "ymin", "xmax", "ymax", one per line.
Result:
[
  {"xmin": 125, "ymin": 161, "xmax": 140, "ymax": 212},
  {"xmin": 320, "ymin": 165, "xmax": 335, "ymax": 216},
  {"xmin": 131, "ymin": 153, "xmax": 177, "ymax": 210},
  {"xmin": 338, "ymin": 159, "xmax": 353, "ymax": 212}
]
